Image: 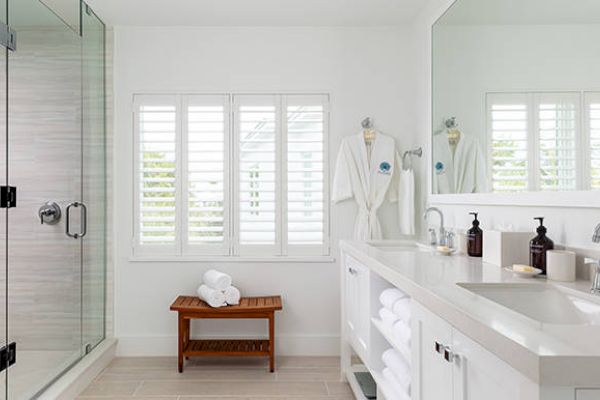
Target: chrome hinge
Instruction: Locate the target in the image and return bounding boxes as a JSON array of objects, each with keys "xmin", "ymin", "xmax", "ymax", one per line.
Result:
[
  {"xmin": 0, "ymin": 23, "xmax": 16, "ymax": 51},
  {"xmin": 0, "ymin": 342, "xmax": 16, "ymax": 372},
  {"xmin": 0, "ymin": 186, "xmax": 17, "ymax": 208}
]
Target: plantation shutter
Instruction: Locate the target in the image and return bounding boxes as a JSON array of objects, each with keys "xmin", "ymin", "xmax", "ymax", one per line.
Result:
[
  {"xmin": 487, "ymin": 93, "xmax": 530, "ymax": 192},
  {"xmin": 184, "ymin": 95, "xmax": 230, "ymax": 255},
  {"xmin": 535, "ymin": 93, "xmax": 579, "ymax": 191},
  {"xmin": 285, "ymin": 95, "xmax": 329, "ymax": 255},
  {"xmin": 585, "ymin": 93, "xmax": 600, "ymax": 190},
  {"xmin": 234, "ymin": 95, "xmax": 280, "ymax": 255},
  {"xmin": 134, "ymin": 95, "xmax": 179, "ymax": 254}
]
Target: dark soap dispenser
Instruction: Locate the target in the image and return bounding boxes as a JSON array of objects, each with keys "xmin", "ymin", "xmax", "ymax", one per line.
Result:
[
  {"xmin": 467, "ymin": 212, "xmax": 483, "ymax": 257},
  {"xmin": 530, "ymin": 217, "xmax": 554, "ymax": 275}
]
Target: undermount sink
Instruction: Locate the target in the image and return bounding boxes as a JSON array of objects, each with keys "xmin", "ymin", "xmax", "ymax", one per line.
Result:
[
  {"xmin": 367, "ymin": 240, "xmax": 430, "ymax": 253},
  {"xmin": 457, "ymin": 283, "xmax": 600, "ymax": 325}
]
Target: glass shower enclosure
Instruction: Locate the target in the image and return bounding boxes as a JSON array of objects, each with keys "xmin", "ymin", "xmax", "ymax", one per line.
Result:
[{"xmin": 0, "ymin": 0, "xmax": 106, "ymax": 398}]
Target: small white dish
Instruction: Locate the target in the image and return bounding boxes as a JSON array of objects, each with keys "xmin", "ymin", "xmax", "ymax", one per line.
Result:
[
  {"xmin": 436, "ymin": 248, "xmax": 457, "ymax": 256},
  {"xmin": 503, "ymin": 266, "xmax": 543, "ymax": 278}
]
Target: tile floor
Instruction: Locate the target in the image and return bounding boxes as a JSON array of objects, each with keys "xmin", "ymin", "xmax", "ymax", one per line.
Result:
[{"xmin": 78, "ymin": 356, "xmax": 354, "ymax": 399}]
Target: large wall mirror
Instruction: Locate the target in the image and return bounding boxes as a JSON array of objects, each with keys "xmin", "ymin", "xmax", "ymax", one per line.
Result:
[{"xmin": 432, "ymin": 0, "xmax": 600, "ymax": 198}]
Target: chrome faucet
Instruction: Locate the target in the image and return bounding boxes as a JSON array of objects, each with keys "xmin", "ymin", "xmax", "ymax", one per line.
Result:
[
  {"xmin": 590, "ymin": 224, "xmax": 600, "ymax": 293},
  {"xmin": 424, "ymin": 207, "xmax": 446, "ymax": 246}
]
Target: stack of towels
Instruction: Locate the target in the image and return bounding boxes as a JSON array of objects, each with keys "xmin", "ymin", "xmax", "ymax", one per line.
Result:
[
  {"xmin": 197, "ymin": 269, "xmax": 241, "ymax": 308},
  {"xmin": 378, "ymin": 288, "xmax": 412, "ymax": 398},
  {"xmin": 378, "ymin": 288, "xmax": 412, "ymax": 346}
]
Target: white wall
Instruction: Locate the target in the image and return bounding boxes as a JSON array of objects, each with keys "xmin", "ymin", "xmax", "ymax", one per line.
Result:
[
  {"xmin": 113, "ymin": 26, "xmax": 416, "ymax": 356},
  {"xmin": 413, "ymin": 0, "xmax": 600, "ymax": 256}
]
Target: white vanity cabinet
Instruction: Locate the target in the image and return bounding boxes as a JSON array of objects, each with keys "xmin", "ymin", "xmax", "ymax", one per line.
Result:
[
  {"xmin": 344, "ymin": 255, "xmax": 370, "ymax": 360},
  {"xmin": 412, "ymin": 302, "xmax": 537, "ymax": 400}
]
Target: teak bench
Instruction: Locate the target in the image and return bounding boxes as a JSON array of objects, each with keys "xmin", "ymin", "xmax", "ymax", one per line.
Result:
[{"xmin": 170, "ymin": 295, "xmax": 283, "ymax": 373}]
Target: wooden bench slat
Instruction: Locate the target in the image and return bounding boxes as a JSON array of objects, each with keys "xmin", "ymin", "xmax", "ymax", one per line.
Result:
[{"xmin": 170, "ymin": 295, "xmax": 282, "ymax": 313}]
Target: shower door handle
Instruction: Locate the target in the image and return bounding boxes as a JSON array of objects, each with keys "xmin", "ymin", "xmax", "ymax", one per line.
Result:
[{"xmin": 66, "ymin": 202, "xmax": 87, "ymax": 239}]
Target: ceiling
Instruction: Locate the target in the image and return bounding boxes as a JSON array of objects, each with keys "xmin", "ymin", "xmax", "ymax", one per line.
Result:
[
  {"xmin": 84, "ymin": 0, "xmax": 426, "ymax": 27},
  {"xmin": 438, "ymin": 0, "xmax": 600, "ymax": 25}
]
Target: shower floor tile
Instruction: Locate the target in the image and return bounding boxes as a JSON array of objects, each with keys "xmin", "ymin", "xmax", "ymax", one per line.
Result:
[{"xmin": 78, "ymin": 356, "xmax": 354, "ymax": 399}]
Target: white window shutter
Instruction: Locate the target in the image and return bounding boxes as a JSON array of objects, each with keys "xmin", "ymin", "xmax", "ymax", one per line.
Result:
[
  {"xmin": 133, "ymin": 95, "xmax": 180, "ymax": 255},
  {"xmin": 487, "ymin": 93, "xmax": 529, "ymax": 192},
  {"xmin": 183, "ymin": 95, "xmax": 230, "ymax": 255},
  {"xmin": 534, "ymin": 93, "xmax": 579, "ymax": 191},
  {"xmin": 285, "ymin": 95, "xmax": 329, "ymax": 255},
  {"xmin": 585, "ymin": 92, "xmax": 600, "ymax": 190},
  {"xmin": 233, "ymin": 95, "xmax": 281, "ymax": 255}
]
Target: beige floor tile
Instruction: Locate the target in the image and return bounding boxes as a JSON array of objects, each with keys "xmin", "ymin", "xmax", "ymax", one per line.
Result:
[
  {"xmin": 277, "ymin": 356, "xmax": 340, "ymax": 369},
  {"xmin": 78, "ymin": 381, "xmax": 141, "ymax": 397},
  {"xmin": 136, "ymin": 380, "xmax": 328, "ymax": 396},
  {"xmin": 78, "ymin": 397, "xmax": 176, "ymax": 400},
  {"xmin": 276, "ymin": 369, "xmax": 342, "ymax": 381},
  {"xmin": 325, "ymin": 381, "xmax": 354, "ymax": 396},
  {"xmin": 97, "ymin": 367, "xmax": 277, "ymax": 382}
]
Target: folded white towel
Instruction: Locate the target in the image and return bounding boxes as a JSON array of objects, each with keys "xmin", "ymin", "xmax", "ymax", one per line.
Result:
[
  {"xmin": 197, "ymin": 284, "xmax": 226, "ymax": 308},
  {"xmin": 398, "ymin": 169, "xmax": 415, "ymax": 235},
  {"xmin": 223, "ymin": 285, "xmax": 241, "ymax": 305},
  {"xmin": 379, "ymin": 307, "xmax": 398, "ymax": 329},
  {"xmin": 203, "ymin": 269, "xmax": 232, "ymax": 290},
  {"xmin": 392, "ymin": 298, "xmax": 411, "ymax": 323},
  {"xmin": 383, "ymin": 367, "xmax": 411, "ymax": 397},
  {"xmin": 382, "ymin": 348, "xmax": 411, "ymax": 388},
  {"xmin": 392, "ymin": 320, "xmax": 411, "ymax": 346},
  {"xmin": 379, "ymin": 288, "xmax": 408, "ymax": 310}
]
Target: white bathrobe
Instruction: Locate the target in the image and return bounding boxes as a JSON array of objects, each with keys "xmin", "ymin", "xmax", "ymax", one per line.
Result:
[
  {"xmin": 433, "ymin": 132, "xmax": 487, "ymax": 194},
  {"xmin": 332, "ymin": 132, "xmax": 398, "ymax": 240}
]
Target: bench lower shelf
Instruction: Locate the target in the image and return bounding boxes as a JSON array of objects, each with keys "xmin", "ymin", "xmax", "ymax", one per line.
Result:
[{"xmin": 184, "ymin": 339, "xmax": 271, "ymax": 357}]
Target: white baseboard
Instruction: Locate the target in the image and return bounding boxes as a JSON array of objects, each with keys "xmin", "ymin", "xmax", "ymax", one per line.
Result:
[
  {"xmin": 38, "ymin": 338, "xmax": 117, "ymax": 400},
  {"xmin": 116, "ymin": 334, "xmax": 340, "ymax": 357}
]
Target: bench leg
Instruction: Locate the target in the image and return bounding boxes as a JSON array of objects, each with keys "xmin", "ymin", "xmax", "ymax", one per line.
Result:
[
  {"xmin": 178, "ymin": 315, "xmax": 185, "ymax": 373},
  {"xmin": 269, "ymin": 313, "xmax": 275, "ymax": 373}
]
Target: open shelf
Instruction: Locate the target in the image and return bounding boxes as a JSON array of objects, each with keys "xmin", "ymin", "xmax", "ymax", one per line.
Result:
[
  {"xmin": 371, "ymin": 318, "xmax": 411, "ymax": 364},
  {"xmin": 345, "ymin": 365, "xmax": 370, "ymax": 400},
  {"xmin": 184, "ymin": 339, "xmax": 270, "ymax": 357},
  {"xmin": 371, "ymin": 370, "xmax": 410, "ymax": 400}
]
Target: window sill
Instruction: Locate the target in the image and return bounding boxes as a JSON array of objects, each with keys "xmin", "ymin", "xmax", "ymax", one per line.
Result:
[{"xmin": 128, "ymin": 255, "xmax": 336, "ymax": 263}]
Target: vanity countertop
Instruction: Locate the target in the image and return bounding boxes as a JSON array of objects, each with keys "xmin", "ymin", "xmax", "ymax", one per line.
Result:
[{"xmin": 341, "ymin": 240, "xmax": 600, "ymax": 386}]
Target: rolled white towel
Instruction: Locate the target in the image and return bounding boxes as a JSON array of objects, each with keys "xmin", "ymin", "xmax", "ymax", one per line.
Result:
[
  {"xmin": 383, "ymin": 367, "xmax": 411, "ymax": 397},
  {"xmin": 203, "ymin": 269, "xmax": 232, "ymax": 290},
  {"xmin": 223, "ymin": 285, "xmax": 241, "ymax": 305},
  {"xmin": 392, "ymin": 319, "xmax": 411, "ymax": 346},
  {"xmin": 392, "ymin": 298, "xmax": 411, "ymax": 323},
  {"xmin": 379, "ymin": 288, "xmax": 408, "ymax": 310},
  {"xmin": 382, "ymin": 348, "xmax": 411, "ymax": 388},
  {"xmin": 379, "ymin": 307, "xmax": 398, "ymax": 329},
  {"xmin": 197, "ymin": 284, "xmax": 226, "ymax": 308}
]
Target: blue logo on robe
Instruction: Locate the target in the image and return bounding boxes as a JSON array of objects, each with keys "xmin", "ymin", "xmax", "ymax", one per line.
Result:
[
  {"xmin": 435, "ymin": 161, "xmax": 445, "ymax": 174},
  {"xmin": 378, "ymin": 161, "xmax": 391, "ymax": 174}
]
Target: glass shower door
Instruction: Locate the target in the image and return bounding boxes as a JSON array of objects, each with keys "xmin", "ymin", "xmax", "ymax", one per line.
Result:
[
  {"xmin": 0, "ymin": 0, "xmax": 7, "ymax": 399},
  {"xmin": 7, "ymin": 0, "xmax": 83, "ymax": 398}
]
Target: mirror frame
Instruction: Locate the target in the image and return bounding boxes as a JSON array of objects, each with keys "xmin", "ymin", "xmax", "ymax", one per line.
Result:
[{"xmin": 427, "ymin": 0, "xmax": 600, "ymax": 208}]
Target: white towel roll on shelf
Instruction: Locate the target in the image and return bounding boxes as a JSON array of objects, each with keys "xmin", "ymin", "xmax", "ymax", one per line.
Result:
[
  {"xmin": 379, "ymin": 288, "xmax": 408, "ymax": 310},
  {"xmin": 203, "ymin": 269, "xmax": 232, "ymax": 290},
  {"xmin": 392, "ymin": 298, "xmax": 411, "ymax": 322},
  {"xmin": 379, "ymin": 307, "xmax": 398, "ymax": 329},
  {"xmin": 392, "ymin": 319, "xmax": 411, "ymax": 346},
  {"xmin": 382, "ymin": 348, "xmax": 411, "ymax": 388},
  {"xmin": 383, "ymin": 367, "xmax": 411, "ymax": 398},
  {"xmin": 197, "ymin": 284, "xmax": 226, "ymax": 308}
]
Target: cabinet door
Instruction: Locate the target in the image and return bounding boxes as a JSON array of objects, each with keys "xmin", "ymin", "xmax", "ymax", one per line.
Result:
[
  {"xmin": 354, "ymin": 261, "xmax": 369, "ymax": 351},
  {"xmin": 452, "ymin": 329, "xmax": 538, "ymax": 400},
  {"xmin": 412, "ymin": 302, "xmax": 453, "ymax": 400},
  {"xmin": 344, "ymin": 256, "xmax": 369, "ymax": 358}
]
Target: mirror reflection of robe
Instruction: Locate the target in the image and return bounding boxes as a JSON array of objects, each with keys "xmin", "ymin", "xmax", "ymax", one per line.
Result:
[{"xmin": 433, "ymin": 132, "xmax": 487, "ymax": 194}]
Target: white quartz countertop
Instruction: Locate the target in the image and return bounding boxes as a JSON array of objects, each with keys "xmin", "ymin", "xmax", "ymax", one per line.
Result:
[{"xmin": 340, "ymin": 240, "xmax": 600, "ymax": 386}]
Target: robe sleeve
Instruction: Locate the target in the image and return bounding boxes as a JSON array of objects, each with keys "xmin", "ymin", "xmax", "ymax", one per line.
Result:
[
  {"xmin": 386, "ymin": 151, "xmax": 401, "ymax": 203},
  {"xmin": 331, "ymin": 140, "xmax": 354, "ymax": 203}
]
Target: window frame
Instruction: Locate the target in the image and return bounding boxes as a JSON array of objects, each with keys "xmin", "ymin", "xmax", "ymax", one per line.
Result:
[{"xmin": 132, "ymin": 92, "xmax": 331, "ymax": 261}]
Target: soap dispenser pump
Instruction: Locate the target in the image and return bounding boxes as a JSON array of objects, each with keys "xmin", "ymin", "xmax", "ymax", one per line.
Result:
[
  {"xmin": 467, "ymin": 212, "xmax": 483, "ymax": 257},
  {"xmin": 530, "ymin": 217, "xmax": 554, "ymax": 275}
]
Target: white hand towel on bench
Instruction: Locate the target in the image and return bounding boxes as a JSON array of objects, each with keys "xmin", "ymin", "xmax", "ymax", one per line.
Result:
[
  {"xmin": 224, "ymin": 286, "xmax": 241, "ymax": 305},
  {"xmin": 203, "ymin": 269, "xmax": 232, "ymax": 290},
  {"xmin": 197, "ymin": 284, "xmax": 226, "ymax": 308},
  {"xmin": 379, "ymin": 288, "xmax": 408, "ymax": 310}
]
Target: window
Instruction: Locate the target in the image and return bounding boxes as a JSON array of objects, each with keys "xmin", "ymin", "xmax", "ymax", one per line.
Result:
[
  {"xmin": 133, "ymin": 94, "xmax": 330, "ymax": 258},
  {"xmin": 585, "ymin": 93, "xmax": 600, "ymax": 190},
  {"xmin": 487, "ymin": 92, "xmax": 587, "ymax": 192}
]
